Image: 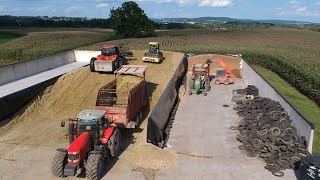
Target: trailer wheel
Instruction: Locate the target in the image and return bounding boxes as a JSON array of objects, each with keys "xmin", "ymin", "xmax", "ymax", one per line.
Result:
[
  {"xmin": 68, "ymin": 123, "xmax": 74, "ymax": 144},
  {"xmin": 108, "ymin": 129, "xmax": 121, "ymax": 158},
  {"xmin": 90, "ymin": 58, "xmax": 96, "ymax": 72},
  {"xmin": 224, "ymin": 80, "xmax": 230, "ymax": 85},
  {"xmin": 51, "ymin": 151, "xmax": 67, "ymax": 177},
  {"xmin": 85, "ymin": 153, "xmax": 104, "ymax": 180},
  {"xmin": 215, "ymin": 80, "xmax": 220, "ymax": 85}
]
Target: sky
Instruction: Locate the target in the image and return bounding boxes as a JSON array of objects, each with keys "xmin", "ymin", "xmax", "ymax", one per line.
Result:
[{"xmin": 0, "ymin": 0, "xmax": 319, "ymax": 23}]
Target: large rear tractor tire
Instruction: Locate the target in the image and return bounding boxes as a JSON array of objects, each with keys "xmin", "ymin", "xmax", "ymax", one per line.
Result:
[
  {"xmin": 51, "ymin": 151, "xmax": 67, "ymax": 177},
  {"xmin": 90, "ymin": 58, "xmax": 96, "ymax": 72},
  {"xmin": 205, "ymin": 80, "xmax": 210, "ymax": 91},
  {"xmin": 85, "ymin": 153, "xmax": 104, "ymax": 180},
  {"xmin": 108, "ymin": 129, "xmax": 121, "ymax": 158},
  {"xmin": 68, "ymin": 123, "xmax": 74, "ymax": 144}
]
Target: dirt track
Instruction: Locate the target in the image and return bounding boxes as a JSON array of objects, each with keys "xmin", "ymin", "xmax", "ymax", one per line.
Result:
[{"xmin": 0, "ymin": 50, "xmax": 183, "ymax": 180}]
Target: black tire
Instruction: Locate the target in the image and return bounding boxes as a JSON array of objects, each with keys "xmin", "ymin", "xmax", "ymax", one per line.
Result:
[
  {"xmin": 203, "ymin": 90, "xmax": 207, "ymax": 96},
  {"xmin": 85, "ymin": 153, "xmax": 104, "ymax": 180},
  {"xmin": 108, "ymin": 129, "xmax": 121, "ymax": 157},
  {"xmin": 51, "ymin": 151, "xmax": 67, "ymax": 177},
  {"xmin": 68, "ymin": 123, "xmax": 74, "ymax": 144},
  {"xmin": 215, "ymin": 80, "xmax": 220, "ymax": 85},
  {"xmin": 90, "ymin": 58, "xmax": 96, "ymax": 72},
  {"xmin": 224, "ymin": 80, "xmax": 229, "ymax": 85},
  {"xmin": 188, "ymin": 89, "xmax": 192, "ymax": 95},
  {"xmin": 189, "ymin": 79, "xmax": 194, "ymax": 89},
  {"xmin": 205, "ymin": 80, "xmax": 210, "ymax": 91}
]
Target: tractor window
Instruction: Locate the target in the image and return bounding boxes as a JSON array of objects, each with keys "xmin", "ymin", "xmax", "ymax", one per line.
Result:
[
  {"xmin": 149, "ymin": 45, "xmax": 157, "ymax": 53},
  {"xmin": 102, "ymin": 48, "xmax": 116, "ymax": 56}
]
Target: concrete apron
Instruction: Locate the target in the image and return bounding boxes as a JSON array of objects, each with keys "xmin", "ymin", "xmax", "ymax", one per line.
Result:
[{"xmin": 0, "ymin": 50, "xmax": 100, "ymax": 121}]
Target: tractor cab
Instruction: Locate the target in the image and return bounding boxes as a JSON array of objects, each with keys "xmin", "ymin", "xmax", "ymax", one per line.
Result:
[
  {"xmin": 76, "ymin": 110, "xmax": 107, "ymax": 145},
  {"xmin": 189, "ymin": 64, "xmax": 211, "ymax": 96},
  {"xmin": 148, "ymin": 42, "xmax": 160, "ymax": 54},
  {"xmin": 101, "ymin": 45, "xmax": 120, "ymax": 57},
  {"xmin": 216, "ymin": 69, "xmax": 227, "ymax": 78}
]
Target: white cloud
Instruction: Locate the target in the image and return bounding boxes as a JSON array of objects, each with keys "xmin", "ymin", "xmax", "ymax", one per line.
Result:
[
  {"xmin": 133, "ymin": 0, "xmax": 233, "ymax": 7},
  {"xmin": 65, "ymin": 6, "xmax": 82, "ymax": 13},
  {"xmin": 277, "ymin": 0, "xmax": 320, "ymax": 17},
  {"xmin": 97, "ymin": 3, "xmax": 108, "ymax": 8},
  {"xmin": 199, "ymin": 0, "xmax": 232, "ymax": 7},
  {"xmin": 28, "ymin": 6, "xmax": 55, "ymax": 12},
  {"xmin": 0, "ymin": 5, "xmax": 6, "ymax": 12}
]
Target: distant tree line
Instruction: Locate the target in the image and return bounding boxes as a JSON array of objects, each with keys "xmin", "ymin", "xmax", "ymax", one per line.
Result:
[{"xmin": 0, "ymin": 15, "xmax": 109, "ymax": 28}]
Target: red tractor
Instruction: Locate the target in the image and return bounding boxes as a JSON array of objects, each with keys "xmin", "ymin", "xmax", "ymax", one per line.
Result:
[
  {"xmin": 90, "ymin": 45, "xmax": 127, "ymax": 73},
  {"xmin": 214, "ymin": 58, "xmax": 235, "ymax": 85},
  {"xmin": 52, "ymin": 65, "xmax": 148, "ymax": 180}
]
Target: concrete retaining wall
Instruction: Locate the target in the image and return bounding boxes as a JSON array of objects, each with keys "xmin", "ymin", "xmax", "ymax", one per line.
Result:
[
  {"xmin": 74, "ymin": 50, "xmax": 100, "ymax": 63},
  {"xmin": 241, "ymin": 59, "xmax": 314, "ymax": 152},
  {"xmin": 0, "ymin": 51, "xmax": 76, "ymax": 86}
]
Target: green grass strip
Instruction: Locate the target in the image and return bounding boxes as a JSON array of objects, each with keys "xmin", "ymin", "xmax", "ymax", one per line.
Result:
[
  {"xmin": 0, "ymin": 33, "xmax": 21, "ymax": 44},
  {"xmin": 253, "ymin": 65, "xmax": 320, "ymax": 154}
]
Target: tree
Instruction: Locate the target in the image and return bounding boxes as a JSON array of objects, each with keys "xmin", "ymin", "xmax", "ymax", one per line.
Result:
[{"xmin": 109, "ymin": 1, "xmax": 155, "ymax": 38}]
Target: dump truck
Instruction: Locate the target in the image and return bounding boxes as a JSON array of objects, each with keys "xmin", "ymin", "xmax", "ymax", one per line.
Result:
[
  {"xmin": 90, "ymin": 45, "xmax": 127, "ymax": 73},
  {"xmin": 52, "ymin": 65, "xmax": 147, "ymax": 180},
  {"xmin": 188, "ymin": 63, "xmax": 211, "ymax": 96},
  {"xmin": 142, "ymin": 42, "xmax": 164, "ymax": 63},
  {"xmin": 214, "ymin": 57, "xmax": 235, "ymax": 85}
]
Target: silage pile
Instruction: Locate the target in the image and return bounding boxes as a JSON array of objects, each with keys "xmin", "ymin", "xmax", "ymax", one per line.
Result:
[
  {"xmin": 127, "ymin": 144, "xmax": 177, "ymax": 170},
  {"xmin": 115, "ymin": 75, "xmax": 142, "ymax": 106}
]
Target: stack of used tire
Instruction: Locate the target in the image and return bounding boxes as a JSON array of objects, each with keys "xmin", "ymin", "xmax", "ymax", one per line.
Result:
[
  {"xmin": 232, "ymin": 86, "xmax": 309, "ymax": 177},
  {"xmin": 232, "ymin": 85, "xmax": 259, "ymax": 102}
]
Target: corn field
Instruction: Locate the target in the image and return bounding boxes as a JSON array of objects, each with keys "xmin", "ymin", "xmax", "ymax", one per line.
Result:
[
  {"xmin": 82, "ymin": 29, "xmax": 320, "ymax": 106},
  {"xmin": 0, "ymin": 31, "xmax": 109, "ymax": 65}
]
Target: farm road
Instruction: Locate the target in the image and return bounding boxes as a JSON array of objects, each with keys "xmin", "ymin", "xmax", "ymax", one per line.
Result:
[{"xmin": 156, "ymin": 76, "xmax": 297, "ymax": 180}]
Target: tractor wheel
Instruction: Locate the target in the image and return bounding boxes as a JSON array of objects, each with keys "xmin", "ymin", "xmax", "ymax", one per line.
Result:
[
  {"xmin": 188, "ymin": 89, "xmax": 192, "ymax": 95},
  {"xmin": 90, "ymin": 58, "xmax": 96, "ymax": 72},
  {"xmin": 205, "ymin": 81, "xmax": 210, "ymax": 91},
  {"xmin": 108, "ymin": 129, "xmax": 121, "ymax": 158},
  {"xmin": 189, "ymin": 79, "xmax": 194, "ymax": 89},
  {"xmin": 203, "ymin": 90, "xmax": 207, "ymax": 96},
  {"xmin": 68, "ymin": 123, "xmax": 74, "ymax": 144},
  {"xmin": 224, "ymin": 80, "xmax": 230, "ymax": 85},
  {"xmin": 51, "ymin": 151, "xmax": 67, "ymax": 177},
  {"xmin": 85, "ymin": 153, "xmax": 104, "ymax": 180}
]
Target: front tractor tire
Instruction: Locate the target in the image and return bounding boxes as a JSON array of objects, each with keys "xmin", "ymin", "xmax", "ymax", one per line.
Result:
[
  {"xmin": 51, "ymin": 151, "xmax": 67, "ymax": 177},
  {"xmin": 85, "ymin": 153, "xmax": 104, "ymax": 180},
  {"xmin": 90, "ymin": 58, "xmax": 96, "ymax": 72},
  {"xmin": 108, "ymin": 129, "xmax": 121, "ymax": 158},
  {"xmin": 68, "ymin": 123, "xmax": 74, "ymax": 144}
]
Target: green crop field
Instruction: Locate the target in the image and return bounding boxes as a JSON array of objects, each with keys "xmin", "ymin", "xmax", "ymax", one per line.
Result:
[
  {"xmin": 0, "ymin": 33, "xmax": 21, "ymax": 44},
  {"xmin": 0, "ymin": 29, "xmax": 112, "ymax": 65},
  {"xmin": 83, "ymin": 29, "xmax": 320, "ymax": 105}
]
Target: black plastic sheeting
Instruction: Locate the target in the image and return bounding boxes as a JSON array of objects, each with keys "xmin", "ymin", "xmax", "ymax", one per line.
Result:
[{"xmin": 147, "ymin": 54, "xmax": 188, "ymax": 147}]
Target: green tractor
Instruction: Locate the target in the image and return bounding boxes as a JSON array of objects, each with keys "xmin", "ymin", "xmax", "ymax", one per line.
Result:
[{"xmin": 188, "ymin": 64, "xmax": 211, "ymax": 96}]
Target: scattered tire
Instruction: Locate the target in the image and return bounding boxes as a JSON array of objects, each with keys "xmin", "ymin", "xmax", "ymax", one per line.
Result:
[
  {"xmin": 85, "ymin": 153, "xmax": 104, "ymax": 180},
  {"xmin": 51, "ymin": 151, "xmax": 67, "ymax": 177},
  {"xmin": 223, "ymin": 104, "xmax": 229, "ymax": 107},
  {"xmin": 272, "ymin": 171, "xmax": 284, "ymax": 177},
  {"xmin": 233, "ymin": 86, "xmax": 309, "ymax": 177}
]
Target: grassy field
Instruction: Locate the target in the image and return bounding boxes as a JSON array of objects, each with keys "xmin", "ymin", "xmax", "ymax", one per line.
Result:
[
  {"xmin": 0, "ymin": 29, "xmax": 112, "ymax": 65},
  {"xmin": 253, "ymin": 65, "xmax": 320, "ymax": 154},
  {"xmin": 0, "ymin": 33, "xmax": 21, "ymax": 44}
]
